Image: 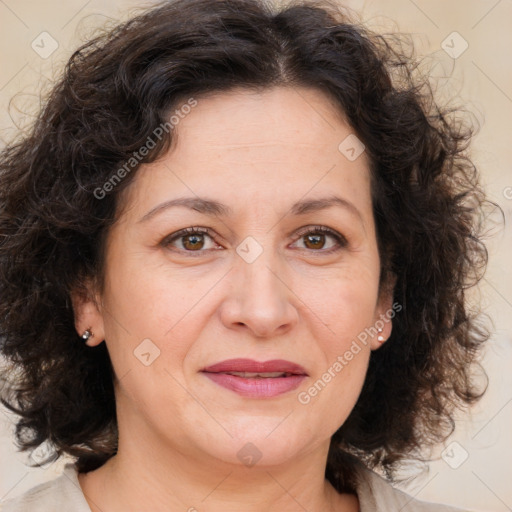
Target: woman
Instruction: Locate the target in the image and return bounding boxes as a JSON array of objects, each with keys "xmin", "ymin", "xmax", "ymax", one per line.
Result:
[{"xmin": 0, "ymin": 0, "xmax": 490, "ymax": 510}]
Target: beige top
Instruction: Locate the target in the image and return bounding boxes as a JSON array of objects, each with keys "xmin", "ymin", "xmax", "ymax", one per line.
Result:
[{"xmin": 1, "ymin": 462, "xmax": 469, "ymax": 511}]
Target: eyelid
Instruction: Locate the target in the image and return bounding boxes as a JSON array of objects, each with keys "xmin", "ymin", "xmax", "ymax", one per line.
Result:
[
  {"xmin": 161, "ymin": 227, "xmax": 220, "ymax": 253},
  {"xmin": 291, "ymin": 225, "xmax": 348, "ymax": 252},
  {"xmin": 161, "ymin": 225, "xmax": 348, "ymax": 254}
]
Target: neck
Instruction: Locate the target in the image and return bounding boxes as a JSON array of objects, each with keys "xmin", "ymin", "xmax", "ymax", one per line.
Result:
[{"xmin": 78, "ymin": 430, "xmax": 358, "ymax": 512}]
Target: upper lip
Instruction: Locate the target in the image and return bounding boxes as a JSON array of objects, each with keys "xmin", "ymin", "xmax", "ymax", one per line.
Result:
[{"xmin": 201, "ymin": 358, "xmax": 308, "ymax": 375}]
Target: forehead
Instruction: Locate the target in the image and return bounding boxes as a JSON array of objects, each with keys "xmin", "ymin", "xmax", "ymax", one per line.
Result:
[
  {"xmin": 175, "ymin": 86, "xmax": 349, "ymax": 154},
  {"xmin": 119, "ymin": 86, "xmax": 372, "ymax": 221}
]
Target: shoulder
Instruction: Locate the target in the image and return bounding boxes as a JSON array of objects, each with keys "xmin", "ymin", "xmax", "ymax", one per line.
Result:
[
  {"xmin": 353, "ymin": 463, "xmax": 471, "ymax": 512},
  {"xmin": 0, "ymin": 464, "xmax": 91, "ymax": 512}
]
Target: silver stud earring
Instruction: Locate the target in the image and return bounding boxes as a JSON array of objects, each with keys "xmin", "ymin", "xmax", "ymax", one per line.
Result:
[
  {"xmin": 377, "ymin": 327, "xmax": 385, "ymax": 343},
  {"xmin": 81, "ymin": 329, "xmax": 93, "ymax": 342}
]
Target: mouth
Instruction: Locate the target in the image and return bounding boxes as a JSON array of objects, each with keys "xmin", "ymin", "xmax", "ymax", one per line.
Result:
[
  {"xmin": 201, "ymin": 358, "xmax": 308, "ymax": 398},
  {"xmin": 218, "ymin": 371, "xmax": 298, "ymax": 378},
  {"xmin": 201, "ymin": 358, "xmax": 308, "ymax": 375}
]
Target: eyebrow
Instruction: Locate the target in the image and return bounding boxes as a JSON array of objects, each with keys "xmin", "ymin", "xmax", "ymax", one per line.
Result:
[
  {"xmin": 139, "ymin": 197, "xmax": 232, "ymax": 222},
  {"xmin": 139, "ymin": 194, "xmax": 364, "ymax": 225}
]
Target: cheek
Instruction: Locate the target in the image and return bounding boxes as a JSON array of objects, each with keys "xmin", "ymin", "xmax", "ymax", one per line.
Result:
[
  {"xmin": 325, "ymin": 282, "xmax": 379, "ymax": 344},
  {"xmin": 294, "ymin": 280, "xmax": 375, "ymax": 431},
  {"xmin": 100, "ymin": 253, "xmax": 219, "ymax": 375},
  {"xmin": 294, "ymin": 258, "xmax": 381, "ymax": 343},
  {"xmin": 312, "ymin": 286, "xmax": 375, "ymax": 388},
  {"xmin": 291, "ymin": 266, "xmax": 378, "ymax": 415}
]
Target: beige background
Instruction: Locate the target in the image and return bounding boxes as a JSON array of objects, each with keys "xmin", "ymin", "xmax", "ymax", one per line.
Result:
[{"xmin": 0, "ymin": 0, "xmax": 511, "ymax": 510}]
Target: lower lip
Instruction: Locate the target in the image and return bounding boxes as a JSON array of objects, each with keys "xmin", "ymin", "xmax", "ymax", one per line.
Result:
[{"xmin": 202, "ymin": 372, "xmax": 307, "ymax": 398}]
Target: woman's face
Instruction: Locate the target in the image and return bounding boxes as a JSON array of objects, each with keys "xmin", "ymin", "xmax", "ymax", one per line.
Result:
[{"xmin": 77, "ymin": 86, "xmax": 394, "ymax": 468}]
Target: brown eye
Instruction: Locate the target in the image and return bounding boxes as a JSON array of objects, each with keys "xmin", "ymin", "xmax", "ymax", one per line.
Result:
[
  {"xmin": 292, "ymin": 226, "xmax": 347, "ymax": 253},
  {"xmin": 162, "ymin": 227, "xmax": 218, "ymax": 253},
  {"xmin": 182, "ymin": 233, "xmax": 205, "ymax": 250},
  {"xmin": 303, "ymin": 233, "xmax": 326, "ymax": 250}
]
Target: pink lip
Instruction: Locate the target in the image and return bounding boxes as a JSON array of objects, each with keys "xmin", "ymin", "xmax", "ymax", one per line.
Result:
[
  {"xmin": 202, "ymin": 358, "xmax": 307, "ymax": 374},
  {"xmin": 201, "ymin": 358, "xmax": 308, "ymax": 398}
]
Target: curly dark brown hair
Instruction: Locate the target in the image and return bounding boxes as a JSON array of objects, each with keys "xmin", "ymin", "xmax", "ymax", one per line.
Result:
[{"xmin": 0, "ymin": 0, "xmax": 492, "ymax": 493}]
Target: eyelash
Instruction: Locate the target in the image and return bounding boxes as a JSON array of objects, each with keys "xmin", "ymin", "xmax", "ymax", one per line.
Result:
[{"xmin": 161, "ymin": 225, "xmax": 348, "ymax": 256}]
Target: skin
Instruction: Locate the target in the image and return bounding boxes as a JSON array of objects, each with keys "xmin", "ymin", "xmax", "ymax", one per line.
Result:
[{"xmin": 73, "ymin": 86, "xmax": 394, "ymax": 512}]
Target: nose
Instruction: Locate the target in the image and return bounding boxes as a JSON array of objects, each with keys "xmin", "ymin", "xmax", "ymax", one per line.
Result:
[{"xmin": 218, "ymin": 252, "xmax": 299, "ymax": 339}]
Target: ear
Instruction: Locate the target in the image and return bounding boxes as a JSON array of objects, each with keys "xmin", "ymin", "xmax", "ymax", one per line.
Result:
[
  {"xmin": 370, "ymin": 272, "xmax": 397, "ymax": 351},
  {"xmin": 70, "ymin": 280, "xmax": 105, "ymax": 347}
]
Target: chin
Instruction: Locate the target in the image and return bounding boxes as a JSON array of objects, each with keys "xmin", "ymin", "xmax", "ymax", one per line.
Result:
[{"xmin": 195, "ymin": 422, "xmax": 320, "ymax": 468}]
